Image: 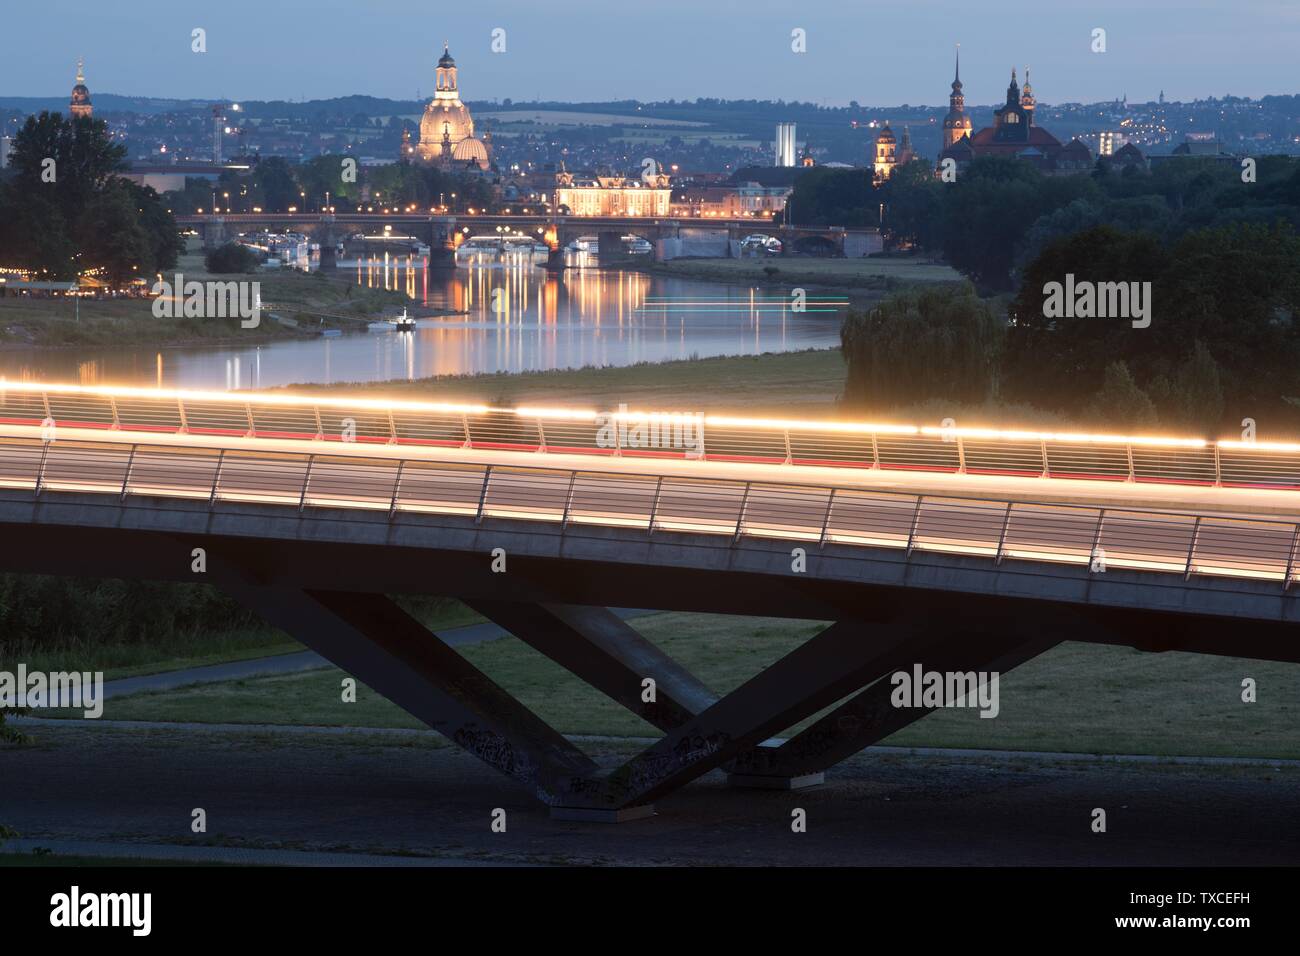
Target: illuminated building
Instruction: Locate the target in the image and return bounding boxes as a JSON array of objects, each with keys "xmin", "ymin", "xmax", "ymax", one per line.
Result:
[
  {"xmin": 941, "ymin": 45, "xmax": 972, "ymax": 150},
  {"xmin": 69, "ymin": 59, "xmax": 92, "ymax": 119},
  {"xmin": 938, "ymin": 61, "xmax": 1093, "ymax": 175},
  {"xmin": 554, "ymin": 165, "xmax": 672, "ymax": 217},
  {"xmin": 874, "ymin": 123, "xmax": 914, "ymax": 181},
  {"xmin": 414, "ymin": 43, "xmax": 492, "ymax": 171}
]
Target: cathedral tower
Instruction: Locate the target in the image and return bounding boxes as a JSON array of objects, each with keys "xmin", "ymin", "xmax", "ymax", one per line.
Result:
[{"xmin": 941, "ymin": 45, "xmax": 972, "ymax": 149}]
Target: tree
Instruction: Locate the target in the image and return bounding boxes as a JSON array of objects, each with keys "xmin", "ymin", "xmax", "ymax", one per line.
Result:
[
  {"xmin": 252, "ymin": 156, "xmax": 300, "ymax": 212},
  {"xmin": 1148, "ymin": 341, "xmax": 1224, "ymax": 434},
  {"xmin": 205, "ymin": 242, "xmax": 260, "ymax": 274},
  {"xmin": 784, "ymin": 167, "xmax": 871, "ymax": 226},
  {"xmin": 0, "ymin": 111, "xmax": 180, "ymax": 285},
  {"xmin": 1085, "ymin": 361, "xmax": 1159, "ymax": 428},
  {"xmin": 0, "ymin": 185, "xmax": 76, "ymax": 278},
  {"xmin": 5, "ymin": 111, "xmax": 127, "ymax": 229},
  {"xmin": 76, "ymin": 180, "xmax": 153, "ymax": 286},
  {"xmin": 123, "ymin": 180, "xmax": 185, "ymax": 273},
  {"xmin": 1004, "ymin": 226, "xmax": 1171, "ymax": 410},
  {"xmin": 941, "ymin": 158, "xmax": 1100, "ymax": 291},
  {"xmin": 841, "ymin": 284, "xmax": 1005, "ymax": 412},
  {"xmin": 878, "ymin": 160, "xmax": 943, "ymax": 250}
]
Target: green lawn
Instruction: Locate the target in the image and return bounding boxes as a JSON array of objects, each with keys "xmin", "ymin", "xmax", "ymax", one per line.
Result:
[
  {"xmin": 59, "ymin": 612, "xmax": 1300, "ymax": 759},
  {"xmin": 11, "ymin": 598, "xmax": 483, "ymax": 681},
  {"xmin": 297, "ymin": 348, "xmax": 849, "ymax": 418}
]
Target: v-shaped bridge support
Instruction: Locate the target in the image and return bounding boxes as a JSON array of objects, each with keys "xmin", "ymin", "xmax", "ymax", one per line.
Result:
[{"xmin": 219, "ymin": 573, "xmax": 1065, "ymax": 821}]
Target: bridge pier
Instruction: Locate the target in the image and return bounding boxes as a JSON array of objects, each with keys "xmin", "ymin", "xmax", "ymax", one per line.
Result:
[
  {"xmin": 544, "ymin": 245, "xmax": 567, "ymax": 273},
  {"xmin": 428, "ymin": 215, "xmax": 458, "ymax": 271},
  {"xmin": 202, "ymin": 216, "xmax": 226, "ymax": 251}
]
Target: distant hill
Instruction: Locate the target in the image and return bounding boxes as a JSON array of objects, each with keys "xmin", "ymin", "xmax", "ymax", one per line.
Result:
[{"xmin": 0, "ymin": 94, "xmax": 218, "ymax": 115}]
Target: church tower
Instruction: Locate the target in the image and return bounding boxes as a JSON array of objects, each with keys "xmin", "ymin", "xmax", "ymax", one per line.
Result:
[
  {"xmin": 435, "ymin": 43, "xmax": 458, "ymax": 99},
  {"xmin": 941, "ymin": 45, "xmax": 972, "ymax": 150},
  {"xmin": 873, "ymin": 122, "xmax": 897, "ymax": 182},
  {"xmin": 70, "ymin": 58, "xmax": 93, "ymax": 119},
  {"xmin": 1020, "ymin": 66, "xmax": 1036, "ymax": 123},
  {"xmin": 898, "ymin": 125, "xmax": 914, "ymax": 164}
]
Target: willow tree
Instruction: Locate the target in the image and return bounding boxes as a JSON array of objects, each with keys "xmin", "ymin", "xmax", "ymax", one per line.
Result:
[{"xmin": 840, "ymin": 283, "xmax": 1005, "ymax": 413}]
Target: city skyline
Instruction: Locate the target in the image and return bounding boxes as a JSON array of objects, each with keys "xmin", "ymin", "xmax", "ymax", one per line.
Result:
[{"xmin": 2, "ymin": 0, "xmax": 1298, "ymax": 106}]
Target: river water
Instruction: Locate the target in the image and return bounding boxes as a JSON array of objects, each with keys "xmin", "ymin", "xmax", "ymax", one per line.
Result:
[{"xmin": 0, "ymin": 251, "xmax": 845, "ymax": 389}]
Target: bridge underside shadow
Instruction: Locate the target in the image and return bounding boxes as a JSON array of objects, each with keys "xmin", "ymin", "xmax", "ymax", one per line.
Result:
[
  {"xmin": 4, "ymin": 496, "xmax": 1300, "ymax": 820},
  {"xmin": 212, "ymin": 566, "xmax": 1087, "ymax": 820}
]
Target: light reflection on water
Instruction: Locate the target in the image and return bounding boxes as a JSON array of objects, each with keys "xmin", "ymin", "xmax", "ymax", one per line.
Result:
[{"xmin": 0, "ymin": 252, "xmax": 843, "ymax": 390}]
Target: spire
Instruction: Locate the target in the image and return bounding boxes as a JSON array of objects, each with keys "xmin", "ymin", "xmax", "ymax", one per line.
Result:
[
  {"xmin": 75, "ymin": 57, "xmax": 85, "ymax": 84},
  {"xmin": 954, "ymin": 44, "xmax": 960, "ymax": 84}
]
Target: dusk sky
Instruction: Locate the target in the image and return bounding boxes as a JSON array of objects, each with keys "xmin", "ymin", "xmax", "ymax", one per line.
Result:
[{"xmin": 4, "ymin": 0, "xmax": 1297, "ymax": 106}]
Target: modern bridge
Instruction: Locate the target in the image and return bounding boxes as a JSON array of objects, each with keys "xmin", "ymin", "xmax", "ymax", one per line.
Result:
[{"xmin": 2, "ymin": 381, "xmax": 1298, "ymax": 819}]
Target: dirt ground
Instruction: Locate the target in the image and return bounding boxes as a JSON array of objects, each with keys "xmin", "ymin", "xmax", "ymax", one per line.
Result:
[{"xmin": 2, "ymin": 724, "xmax": 1297, "ymax": 866}]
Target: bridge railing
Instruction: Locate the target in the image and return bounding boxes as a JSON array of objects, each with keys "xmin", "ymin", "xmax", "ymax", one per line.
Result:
[
  {"xmin": 5, "ymin": 434, "xmax": 1299, "ymax": 591},
  {"xmin": 4, "ymin": 381, "xmax": 1300, "ymax": 489}
]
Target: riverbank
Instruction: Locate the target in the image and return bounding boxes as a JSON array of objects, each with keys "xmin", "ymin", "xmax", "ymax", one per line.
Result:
[
  {"xmin": 628, "ymin": 254, "xmax": 964, "ymax": 291},
  {"xmin": 294, "ymin": 348, "xmax": 850, "ymax": 417},
  {"xmin": 0, "ymin": 251, "xmax": 415, "ymax": 350}
]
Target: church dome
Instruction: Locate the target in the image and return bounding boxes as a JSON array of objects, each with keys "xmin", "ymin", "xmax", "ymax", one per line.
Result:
[
  {"xmin": 414, "ymin": 41, "xmax": 491, "ymax": 168},
  {"xmin": 69, "ymin": 59, "xmax": 92, "ymax": 118},
  {"xmin": 452, "ymin": 137, "xmax": 489, "ymax": 166},
  {"xmin": 876, "ymin": 123, "xmax": 896, "ymax": 144},
  {"xmin": 419, "ymin": 98, "xmax": 474, "ymax": 149}
]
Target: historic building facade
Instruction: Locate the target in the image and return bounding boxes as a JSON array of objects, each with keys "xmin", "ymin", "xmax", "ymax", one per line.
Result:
[
  {"xmin": 937, "ymin": 58, "xmax": 1092, "ymax": 175},
  {"xmin": 873, "ymin": 123, "xmax": 914, "ymax": 182},
  {"xmin": 554, "ymin": 164, "xmax": 672, "ymax": 217},
  {"xmin": 410, "ymin": 44, "xmax": 492, "ymax": 171}
]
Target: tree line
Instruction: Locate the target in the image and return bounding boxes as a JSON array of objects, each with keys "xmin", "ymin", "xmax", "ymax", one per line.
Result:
[
  {"xmin": 162, "ymin": 155, "xmax": 496, "ymax": 217},
  {"xmin": 834, "ymin": 155, "xmax": 1300, "ymax": 435}
]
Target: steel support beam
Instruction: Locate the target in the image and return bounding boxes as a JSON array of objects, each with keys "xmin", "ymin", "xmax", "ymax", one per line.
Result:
[
  {"xmin": 216, "ymin": 577, "xmax": 600, "ymax": 807},
  {"xmin": 729, "ymin": 631, "xmax": 1058, "ymax": 783},
  {"xmin": 467, "ymin": 601, "xmax": 717, "ymax": 732},
  {"xmin": 587, "ymin": 616, "xmax": 927, "ymax": 811}
]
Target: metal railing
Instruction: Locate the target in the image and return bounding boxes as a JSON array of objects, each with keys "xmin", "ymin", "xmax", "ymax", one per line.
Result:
[
  {"xmin": 6, "ymin": 382, "xmax": 1300, "ymax": 489},
  {"xmin": 4, "ymin": 435, "xmax": 1299, "ymax": 591}
]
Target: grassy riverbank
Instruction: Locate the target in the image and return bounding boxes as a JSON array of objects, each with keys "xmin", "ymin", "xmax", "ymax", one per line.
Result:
[
  {"xmin": 296, "ymin": 348, "xmax": 851, "ymax": 417},
  {"xmin": 0, "ymin": 247, "xmax": 412, "ymax": 350},
  {"xmin": 44, "ymin": 613, "xmax": 1300, "ymax": 760},
  {"xmin": 632, "ymin": 255, "xmax": 964, "ymax": 291}
]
